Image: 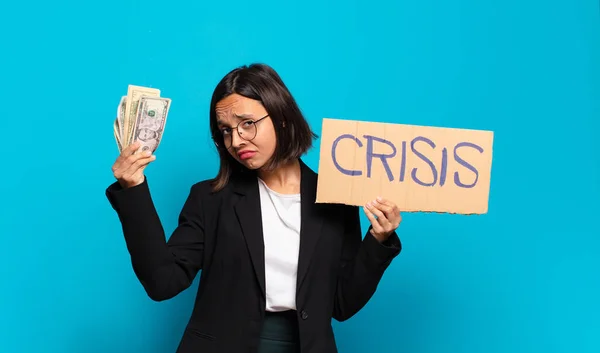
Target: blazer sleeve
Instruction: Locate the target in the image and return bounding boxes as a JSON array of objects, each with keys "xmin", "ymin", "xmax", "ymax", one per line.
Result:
[
  {"xmin": 332, "ymin": 204, "xmax": 401, "ymax": 321},
  {"xmin": 105, "ymin": 177, "xmax": 205, "ymax": 301}
]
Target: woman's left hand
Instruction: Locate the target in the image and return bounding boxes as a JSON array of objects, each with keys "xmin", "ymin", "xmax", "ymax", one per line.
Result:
[{"xmin": 363, "ymin": 197, "xmax": 402, "ymax": 243}]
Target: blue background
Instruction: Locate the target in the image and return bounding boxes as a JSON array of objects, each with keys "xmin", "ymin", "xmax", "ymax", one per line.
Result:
[{"xmin": 1, "ymin": 0, "xmax": 599, "ymax": 352}]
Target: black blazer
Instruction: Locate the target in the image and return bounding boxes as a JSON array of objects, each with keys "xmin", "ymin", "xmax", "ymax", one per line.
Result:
[{"xmin": 105, "ymin": 159, "xmax": 402, "ymax": 353}]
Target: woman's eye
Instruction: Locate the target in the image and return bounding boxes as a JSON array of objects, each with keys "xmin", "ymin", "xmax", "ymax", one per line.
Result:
[
  {"xmin": 221, "ymin": 128, "xmax": 231, "ymax": 135},
  {"xmin": 243, "ymin": 121, "xmax": 254, "ymax": 127}
]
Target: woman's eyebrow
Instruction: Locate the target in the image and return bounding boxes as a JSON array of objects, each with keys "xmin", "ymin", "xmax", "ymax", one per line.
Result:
[
  {"xmin": 217, "ymin": 113, "xmax": 255, "ymax": 126},
  {"xmin": 233, "ymin": 113, "xmax": 255, "ymax": 119},
  {"xmin": 216, "ymin": 119, "xmax": 230, "ymax": 126}
]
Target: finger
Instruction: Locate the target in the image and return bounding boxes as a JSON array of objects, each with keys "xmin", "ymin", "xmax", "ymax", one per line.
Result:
[
  {"xmin": 395, "ymin": 213, "xmax": 403, "ymax": 228},
  {"xmin": 365, "ymin": 201, "xmax": 391, "ymax": 232},
  {"xmin": 129, "ymin": 165, "xmax": 149, "ymax": 183},
  {"xmin": 367, "ymin": 201, "xmax": 391, "ymax": 225},
  {"xmin": 113, "ymin": 150, "xmax": 151, "ymax": 176},
  {"xmin": 372, "ymin": 199, "xmax": 393, "ymax": 220},
  {"xmin": 123, "ymin": 154, "xmax": 155, "ymax": 176},
  {"xmin": 363, "ymin": 205, "xmax": 385, "ymax": 234},
  {"xmin": 113, "ymin": 141, "xmax": 142, "ymax": 171},
  {"xmin": 124, "ymin": 149, "xmax": 152, "ymax": 167},
  {"xmin": 121, "ymin": 156, "xmax": 155, "ymax": 182},
  {"xmin": 119, "ymin": 141, "xmax": 142, "ymax": 159},
  {"xmin": 370, "ymin": 198, "xmax": 403, "ymax": 232},
  {"xmin": 374, "ymin": 197, "xmax": 400, "ymax": 222},
  {"xmin": 369, "ymin": 200, "xmax": 401, "ymax": 234}
]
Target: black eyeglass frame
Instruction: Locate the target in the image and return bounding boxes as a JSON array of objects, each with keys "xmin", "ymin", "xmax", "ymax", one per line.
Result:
[{"xmin": 214, "ymin": 114, "xmax": 270, "ymax": 149}]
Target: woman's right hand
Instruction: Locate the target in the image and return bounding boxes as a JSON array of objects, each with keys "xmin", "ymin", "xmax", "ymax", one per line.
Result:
[{"xmin": 112, "ymin": 141, "xmax": 157, "ymax": 189}]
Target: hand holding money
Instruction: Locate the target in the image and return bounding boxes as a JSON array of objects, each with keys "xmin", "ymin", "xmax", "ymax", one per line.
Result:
[
  {"xmin": 114, "ymin": 84, "xmax": 171, "ymax": 154},
  {"xmin": 112, "ymin": 141, "xmax": 156, "ymax": 189}
]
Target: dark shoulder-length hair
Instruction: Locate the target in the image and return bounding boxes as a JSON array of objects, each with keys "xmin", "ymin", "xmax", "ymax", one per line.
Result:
[{"xmin": 208, "ymin": 63, "xmax": 318, "ymax": 192}]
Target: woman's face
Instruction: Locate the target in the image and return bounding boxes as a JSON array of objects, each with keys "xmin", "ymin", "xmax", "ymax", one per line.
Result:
[{"xmin": 215, "ymin": 93, "xmax": 277, "ymax": 170}]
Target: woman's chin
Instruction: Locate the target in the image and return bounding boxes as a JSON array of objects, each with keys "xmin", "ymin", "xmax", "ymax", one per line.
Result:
[{"xmin": 238, "ymin": 158, "xmax": 262, "ymax": 170}]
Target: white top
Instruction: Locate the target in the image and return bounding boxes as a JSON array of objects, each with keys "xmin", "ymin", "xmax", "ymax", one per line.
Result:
[{"xmin": 257, "ymin": 177, "xmax": 301, "ymax": 312}]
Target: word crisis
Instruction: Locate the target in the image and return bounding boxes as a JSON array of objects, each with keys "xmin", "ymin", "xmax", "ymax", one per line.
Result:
[{"xmin": 330, "ymin": 134, "xmax": 485, "ymax": 188}]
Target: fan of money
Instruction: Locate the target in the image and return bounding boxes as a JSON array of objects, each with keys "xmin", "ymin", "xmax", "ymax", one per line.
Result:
[{"xmin": 114, "ymin": 84, "xmax": 171, "ymax": 154}]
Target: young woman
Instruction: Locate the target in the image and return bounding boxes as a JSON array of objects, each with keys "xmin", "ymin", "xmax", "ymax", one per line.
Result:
[{"xmin": 106, "ymin": 63, "xmax": 403, "ymax": 353}]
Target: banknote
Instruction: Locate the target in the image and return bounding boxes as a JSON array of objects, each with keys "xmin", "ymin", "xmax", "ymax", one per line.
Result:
[
  {"xmin": 124, "ymin": 85, "xmax": 160, "ymax": 147},
  {"xmin": 114, "ymin": 96, "xmax": 126, "ymax": 152},
  {"xmin": 117, "ymin": 95, "xmax": 126, "ymax": 137},
  {"xmin": 113, "ymin": 85, "xmax": 170, "ymax": 154},
  {"xmin": 114, "ymin": 119, "xmax": 123, "ymax": 152},
  {"xmin": 131, "ymin": 96, "xmax": 171, "ymax": 154}
]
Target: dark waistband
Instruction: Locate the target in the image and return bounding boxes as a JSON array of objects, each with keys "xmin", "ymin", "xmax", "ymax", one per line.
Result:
[
  {"xmin": 261, "ymin": 310, "xmax": 299, "ymax": 342},
  {"xmin": 265, "ymin": 310, "xmax": 297, "ymax": 319}
]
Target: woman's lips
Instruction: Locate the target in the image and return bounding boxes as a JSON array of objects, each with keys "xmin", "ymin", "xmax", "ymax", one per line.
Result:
[{"xmin": 238, "ymin": 150, "xmax": 256, "ymax": 160}]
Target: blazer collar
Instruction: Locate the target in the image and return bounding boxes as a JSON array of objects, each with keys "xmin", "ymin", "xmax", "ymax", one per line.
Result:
[{"xmin": 231, "ymin": 158, "xmax": 324, "ymax": 297}]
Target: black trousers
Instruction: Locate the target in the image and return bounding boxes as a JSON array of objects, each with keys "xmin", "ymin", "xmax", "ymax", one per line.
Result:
[{"xmin": 257, "ymin": 311, "xmax": 300, "ymax": 353}]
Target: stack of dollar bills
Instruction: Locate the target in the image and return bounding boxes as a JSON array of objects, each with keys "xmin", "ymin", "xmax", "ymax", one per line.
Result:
[{"xmin": 114, "ymin": 84, "xmax": 171, "ymax": 154}]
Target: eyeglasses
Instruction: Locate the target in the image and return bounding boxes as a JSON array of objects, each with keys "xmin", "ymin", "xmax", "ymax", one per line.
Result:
[{"xmin": 217, "ymin": 114, "xmax": 270, "ymax": 149}]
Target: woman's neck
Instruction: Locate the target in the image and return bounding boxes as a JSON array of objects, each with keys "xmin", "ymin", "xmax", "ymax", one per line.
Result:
[{"xmin": 257, "ymin": 159, "xmax": 301, "ymax": 194}]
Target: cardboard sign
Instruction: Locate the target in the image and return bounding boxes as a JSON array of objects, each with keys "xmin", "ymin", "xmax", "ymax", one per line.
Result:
[{"xmin": 316, "ymin": 118, "xmax": 494, "ymax": 214}]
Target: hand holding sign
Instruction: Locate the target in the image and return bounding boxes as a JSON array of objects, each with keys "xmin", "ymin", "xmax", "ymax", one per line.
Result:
[{"xmin": 363, "ymin": 197, "xmax": 402, "ymax": 243}]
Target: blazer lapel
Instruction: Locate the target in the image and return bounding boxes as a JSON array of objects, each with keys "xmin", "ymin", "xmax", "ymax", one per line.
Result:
[
  {"xmin": 230, "ymin": 159, "xmax": 324, "ymax": 299},
  {"xmin": 232, "ymin": 174, "xmax": 266, "ymax": 298},
  {"xmin": 296, "ymin": 159, "xmax": 324, "ymax": 290}
]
